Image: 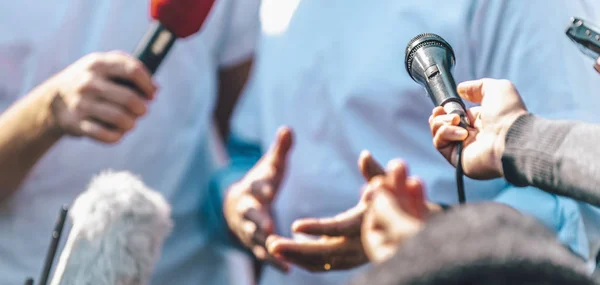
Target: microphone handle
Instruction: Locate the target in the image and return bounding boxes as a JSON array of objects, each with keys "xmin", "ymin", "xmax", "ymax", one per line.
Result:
[
  {"xmin": 113, "ymin": 22, "xmax": 177, "ymax": 96},
  {"xmin": 443, "ymin": 101, "xmax": 470, "ymax": 127},
  {"xmin": 426, "ymin": 89, "xmax": 470, "ymax": 126},
  {"xmin": 133, "ymin": 22, "xmax": 177, "ymax": 75},
  {"xmin": 424, "ymin": 64, "xmax": 470, "ymax": 126},
  {"xmin": 424, "ymin": 65, "xmax": 470, "ymax": 203},
  {"xmin": 101, "ymin": 22, "xmax": 177, "ymax": 130}
]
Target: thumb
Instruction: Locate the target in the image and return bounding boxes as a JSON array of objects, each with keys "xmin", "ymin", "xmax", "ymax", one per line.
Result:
[
  {"xmin": 266, "ymin": 126, "xmax": 294, "ymax": 170},
  {"xmin": 457, "ymin": 79, "xmax": 485, "ymax": 104},
  {"xmin": 358, "ymin": 150, "xmax": 385, "ymax": 181},
  {"xmin": 595, "ymin": 57, "xmax": 600, "ymax": 73}
]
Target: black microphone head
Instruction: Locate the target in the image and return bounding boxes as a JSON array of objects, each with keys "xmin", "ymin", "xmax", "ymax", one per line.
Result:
[
  {"xmin": 405, "ymin": 33, "xmax": 456, "ymax": 84},
  {"xmin": 404, "ymin": 33, "xmax": 468, "ymax": 125}
]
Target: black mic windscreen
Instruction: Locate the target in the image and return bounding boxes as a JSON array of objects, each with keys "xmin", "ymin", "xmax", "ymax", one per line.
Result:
[
  {"xmin": 404, "ymin": 33, "xmax": 467, "ymax": 123},
  {"xmin": 405, "ymin": 33, "xmax": 455, "ymax": 83}
]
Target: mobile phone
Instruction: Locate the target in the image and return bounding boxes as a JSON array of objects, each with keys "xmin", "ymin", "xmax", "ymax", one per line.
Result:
[{"xmin": 566, "ymin": 17, "xmax": 600, "ymax": 60}]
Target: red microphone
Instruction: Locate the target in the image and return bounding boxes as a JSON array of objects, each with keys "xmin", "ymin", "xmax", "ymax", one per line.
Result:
[{"xmin": 133, "ymin": 0, "xmax": 216, "ymax": 74}]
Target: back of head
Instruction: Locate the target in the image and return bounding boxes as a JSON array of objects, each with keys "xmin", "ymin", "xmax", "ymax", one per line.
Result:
[
  {"xmin": 50, "ymin": 171, "xmax": 173, "ymax": 285},
  {"xmin": 351, "ymin": 203, "xmax": 595, "ymax": 285},
  {"xmin": 151, "ymin": 0, "xmax": 216, "ymax": 38}
]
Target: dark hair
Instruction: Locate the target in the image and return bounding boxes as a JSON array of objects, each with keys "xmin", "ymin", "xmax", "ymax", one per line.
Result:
[{"xmin": 351, "ymin": 203, "xmax": 595, "ymax": 285}]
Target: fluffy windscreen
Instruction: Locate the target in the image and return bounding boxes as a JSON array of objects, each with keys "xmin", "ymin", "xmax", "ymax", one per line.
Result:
[{"xmin": 50, "ymin": 171, "xmax": 173, "ymax": 285}]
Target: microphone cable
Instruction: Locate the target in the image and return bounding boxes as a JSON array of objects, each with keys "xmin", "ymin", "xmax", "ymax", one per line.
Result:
[
  {"xmin": 455, "ymin": 121, "xmax": 467, "ymax": 204},
  {"xmin": 456, "ymin": 142, "xmax": 466, "ymax": 204}
]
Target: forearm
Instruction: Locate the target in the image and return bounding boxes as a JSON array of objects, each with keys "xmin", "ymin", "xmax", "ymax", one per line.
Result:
[
  {"xmin": 0, "ymin": 81, "xmax": 63, "ymax": 200},
  {"xmin": 502, "ymin": 114, "xmax": 600, "ymax": 207}
]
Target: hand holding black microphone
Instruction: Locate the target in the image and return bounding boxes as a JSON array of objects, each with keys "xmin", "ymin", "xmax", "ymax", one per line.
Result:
[
  {"xmin": 429, "ymin": 79, "xmax": 528, "ymax": 180},
  {"xmin": 405, "ymin": 34, "xmax": 529, "ymax": 182},
  {"xmin": 405, "ymin": 33, "xmax": 471, "ymax": 203}
]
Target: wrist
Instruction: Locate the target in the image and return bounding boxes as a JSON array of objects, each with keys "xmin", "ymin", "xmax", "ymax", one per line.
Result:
[
  {"xmin": 492, "ymin": 134, "xmax": 506, "ymax": 177},
  {"xmin": 30, "ymin": 78, "xmax": 66, "ymax": 139},
  {"xmin": 493, "ymin": 111, "xmax": 528, "ymax": 177}
]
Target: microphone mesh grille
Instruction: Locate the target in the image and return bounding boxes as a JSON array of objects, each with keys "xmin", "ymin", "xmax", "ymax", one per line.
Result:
[
  {"xmin": 405, "ymin": 33, "xmax": 442, "ymax": 53},
  {"xmin": 404, "ymin": 33, "xmax": 455, "ymax": 81}
]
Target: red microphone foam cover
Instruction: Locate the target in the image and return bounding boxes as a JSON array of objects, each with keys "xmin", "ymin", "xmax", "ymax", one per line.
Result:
[{"xmin": 151, "ymin": 0, "xmax": 215, "ymax": 38}]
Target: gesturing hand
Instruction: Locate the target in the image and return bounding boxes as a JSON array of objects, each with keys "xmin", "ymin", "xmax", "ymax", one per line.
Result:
[
  {"xmin": 361, "ymin": 159, "xmax": 432, "ymax": 263},
  {"xmin": 223, "ymin": 127, "xmax": 293, "ymax": 272},
  {"xmin": 429, "ymin": 79, "xmax": 528, "ymax": 179},
  {"xmin": 48, "ymin": 51, "xmax": 157, "ymax": 143},
  {"xmin": 265, "ymin": 151, "xmax": 384, "ymax": 272}
]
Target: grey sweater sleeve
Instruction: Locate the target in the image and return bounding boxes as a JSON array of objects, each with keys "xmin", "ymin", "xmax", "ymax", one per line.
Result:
[{"xmin": 502, "ymin": 114, "xmax": 600, "ymax": 206}]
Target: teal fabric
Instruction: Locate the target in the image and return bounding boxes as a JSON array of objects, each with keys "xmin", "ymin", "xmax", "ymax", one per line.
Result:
[{"xmin": 205, "ymin": 134, "xmax": 263, "ymax": 246}]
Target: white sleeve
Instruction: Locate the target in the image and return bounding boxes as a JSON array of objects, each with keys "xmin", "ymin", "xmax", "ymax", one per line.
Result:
[
  {"xmin": 217, "ymin": 0, "xmax": 261, "ymax": 68},
  {"xmin": 468, "ymin": 0, "xmax": 600, "ymax": 121}
]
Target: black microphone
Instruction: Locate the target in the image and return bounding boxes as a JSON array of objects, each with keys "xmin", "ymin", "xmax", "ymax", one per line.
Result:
[
  {"xmin": 405, "ymin": 33, "xmax": 469, "ymax": 204},
  {"xmin": 405, "ymin": 33, "xmax": 469, "ymax": 127}
]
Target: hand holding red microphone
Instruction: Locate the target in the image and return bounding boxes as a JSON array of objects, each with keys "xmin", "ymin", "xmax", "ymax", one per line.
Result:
[{"xmin": 43, "ymin": 0, "xmax": 217, "ymax": 144}]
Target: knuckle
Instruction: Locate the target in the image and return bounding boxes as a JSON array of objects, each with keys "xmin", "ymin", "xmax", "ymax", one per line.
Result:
[
  {"xmin": 77, "ymin": 74, "xmax": 97, "ymax": 93},
  {"xmin": 432, "ymin": 137, "xmax": 441, "ymax": 148},
  {"xmin": 125, "ymin": 95, "xmax": 143, "ymax": 114},
  {"xmin": 439, "ymin": 127, "xmax": 453, "ymax": 138},
  {"xmin": 409, "ymin": 177, "xmax": 425, "ymax": 188},
  {"xmin": 123, "ymin": 117, "xmax": 136, "ymax": 131},
  {"xmin": 73, "ymin": 97, "xmax": 89, "ymax": 115},
  {"xmin": 87, "ymin": 60, "xmax": 103, "ymax": 72},
  {"xmin": 499, "ymin": 79, "xmax": 515, "ymax": 89},
  {"xmin": 229, "ymin": 181, "xmax": 248, "ymax": 196},
  {"xmin": 109, "ymin": 50, "xmax": 127, "ymax": 56},
  {"xmin": 127, "ymin": 62, "xmax": 145, "ymax": 78},
  {"xmin": 83, "ymin": 52, "xmax": 101, "ymax": 63},
  {"xmin": 112, "ymin": 113, "xmax": 130, "ymax": 128},
  {"xmin": 84, "ymin": 53, "xmax": 105, "ymax": 71}
]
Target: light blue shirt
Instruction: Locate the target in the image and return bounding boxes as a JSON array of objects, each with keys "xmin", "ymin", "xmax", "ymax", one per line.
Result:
[
  {"xmin": 224, "ymin": 0, "xmax": 600, "ymax": 284},
  {"xmin": 0, "ymin": 0, "xmax": 259, "ymax": 284}
]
